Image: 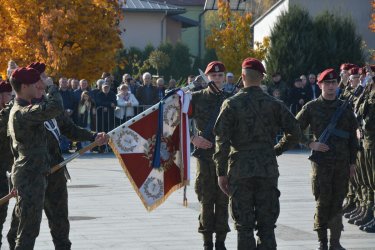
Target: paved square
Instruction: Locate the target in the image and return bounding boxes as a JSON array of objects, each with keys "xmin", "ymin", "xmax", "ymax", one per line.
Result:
[{"xmin": 2, "ymin": 150, "xmax": 374, "ymax": 249}]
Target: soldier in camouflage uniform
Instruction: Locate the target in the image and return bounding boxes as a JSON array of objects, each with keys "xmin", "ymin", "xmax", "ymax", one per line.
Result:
[
  {"xmin": 214, "ymin": 58, "xmax": 301, "ymax": 250},
  {"xmin": 189, "ymin": 61, "xmax": 230, "ymax": 250},
  {"xmin": 339, "ymin": 67, "xmax": 367, "ymax": 224},
  {"xmin": 6, "ymin": 62, "xmax": 108, "ymax": 250},
  {"xmin": 0, "ymin": 81, "xmax": 14, "ymax": 248},
  {"xmin": 290, "ymin": 69, "xmax": 358, "ymax": 250},
  {"xmin": 356, "ymin": 75, "xmax": 375, "ymax": 232},
  {"xmin": 8, "ymin": 67, "xmax": 64, "ymax": 249}
]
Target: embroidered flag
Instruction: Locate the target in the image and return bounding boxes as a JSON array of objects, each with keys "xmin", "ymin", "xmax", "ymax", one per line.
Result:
[{"xmin": 108, "ymin": 90, "xmax": 191, "ymax": 211}]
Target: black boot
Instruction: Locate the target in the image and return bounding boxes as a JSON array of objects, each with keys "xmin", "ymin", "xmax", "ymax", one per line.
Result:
[
  {"xmin": 359, "ymin": 217, "xmax": 375, "ymax": 230},
  {"xmin": 316, "ymin": 229, "xmax": 328, "ymax": 250},
  {"xmin": 363, "ymin": 218, "xmax": 375, "ymax": 233},
  {"xmin": 354, "ymin": 206, "xmax": 374, "ymax": 226},
  {"xmin": 204, "ymin": 241, "xmax": 214, "ymax": 250},
  {"xmin": 238, "ymin": 230, "xmax": 256, "ymax": 250},
  {"xmin": 348, "ymin": 206, "xmax": 365, "ymax": 224},
  {"xmin": 344, "ymin": 204, "xmax": 359, "ymax": 218},
  {"xmin": 329, "ymin": 227, "xmax": 345, "ymax": 250},
  {"xmin": 342, "ymin": 198, "xmax": 356, "ymax": 214},
  {"xmin": 215, "ymin": 241, "xmax": 226, "ymax": 250}
]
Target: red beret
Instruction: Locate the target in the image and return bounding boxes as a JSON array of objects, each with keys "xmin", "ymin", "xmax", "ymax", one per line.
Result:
[
  {"xmin": 358, "ymin": 65, "xmax": 375, "ymax": 75},
  {"xmin": 359, "ymin": 67, "xmax": 367, "ymax": 75},
  {"xmin": 318, "ymin": 68, "xmax": 338, "ymax": 83},
  {"xmin": 340, "ymin": 63, "xmax": 357, "ymax": 71},
  {"xmin": 11, "ymin": 67, "xmax": 41, "ymax": 85},
  {"xmin": 349, "ymin": 67, "xmax": 360, "ymax": 76},
  {"xmin": 0, "ymin": 80, "xmax": 12, "ymax": 93},
  {"xmin": 27, "ymin": 62, "xmax": 46, "ymax": 74},
  {"xmin": 242, "ymin": 57, "xmax": 266, "ymax": 74},
  {"xmin": 205, "ymin": 61, "xmax": 225, "ymax": 74}
]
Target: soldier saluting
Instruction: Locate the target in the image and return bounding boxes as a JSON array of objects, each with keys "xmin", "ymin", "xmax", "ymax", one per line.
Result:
[
  {"xmin": 8, "ymin": 67, "xmax": 64, "ymax": 249},
  {"xmin": 284, "ymin": 68, "xmax": 358, "ymax": 250},
  {"xmin": 214, "ymin": 58, "xmax": 301, "ymax": 250}
]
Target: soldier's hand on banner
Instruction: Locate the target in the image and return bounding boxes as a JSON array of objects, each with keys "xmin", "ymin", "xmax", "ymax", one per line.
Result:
[
  {"xmin": 218, "ymin": 176, "xmax": 229, "ymax": 196},
  {"xmin": 95, "ymin": 132, "xmax": 109, "ymax": 146},
  {"xmin": 191, "ymin": 135, "xmax": 213, "ymax": 149},
  {"xmin": 349, "ymin": 164, "xmax": 356, "ymax": 178},
  {"xmin": 308, "ymin": 142, "xmax": 329, "ymax": 152}
]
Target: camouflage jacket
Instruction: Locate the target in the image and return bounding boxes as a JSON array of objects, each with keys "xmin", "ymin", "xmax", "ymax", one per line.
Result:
[
  {"xmin": 357, "ymin": 89, "xmax": 375, "ymax": 149},
  {"xmin": 190, "ymin": 88, "xmax": 224, "ymax": 157},
  {"xmin": 213, "ymin": 86, "xmax": 301, "ymax": 178},
  {"xmin": 340, "ymin": 85, "xmax": 363, "ymax": 108},
  {"xmin": 296, "ymin": 95, "xmax": 358, "ymax": 164},
  {"xmin": 8, "ymin": 85, "xmax": 63, "ymax": 183},
  {"xmin": 0, "ymin": 100, "xmax": 14, "ymax": 180},
  {"xmin": 48, "ymin": 113, "xmax": 96, "ymax": 166}
]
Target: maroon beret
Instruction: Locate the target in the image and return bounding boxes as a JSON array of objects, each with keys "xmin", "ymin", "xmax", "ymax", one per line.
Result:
[
  {"xmin": 242, "ymin": 57, "xmax": 266, "ymax": 74},
  {"xmin": 340, "ymin": 63, "xmax": 357, "ymax": 71},
  {"xmin": 27, "ymin": 62, "xmax": 46, "ymax": 74},
  {"xmin": 0, "ymin": 80, "xmax": 12, "ymax": 93},
  {"xmin": 318, "ymin": 68, "xmax": 338, "ymax": 83},
  {"xmin": 205, "ymin": 61, "xmax": 225, "ymax": 74},
  {"xmin": 11, "ymin": 67, "xmax": 41, "ymax": 85},
  {"xmin": 359, "ymin": 67, "xmax": 367, "ymax": 75},
  {"xmin": 349, "ymin": 67, "xmax": 360, "ymax": 76}
]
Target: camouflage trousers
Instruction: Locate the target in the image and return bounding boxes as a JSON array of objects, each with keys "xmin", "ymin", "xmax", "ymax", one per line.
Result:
[
  {"xmin": 229, "ymin": 177, "xmax": 280, "ymax": 250},
  {"xmin": 8, "ymin": 168, "xmax": 71, "ymax": 250},
  {"xmin": 195, "ymin": 157, "xmax": 230, "ymax": 242},
  {"xmin": 0, "ymin": 177, "xmax": 9, "ymax": 248},
  {"xmin": 10, "ymin": 171, "xmax": 47, "ymax": 250},
  {"xmin": 364, "ymin": 149, "xmax": 375, "ymax": 208},
  {"xmin": 311, "ymin": 160, "xmax": 349, "ymax": 231}
]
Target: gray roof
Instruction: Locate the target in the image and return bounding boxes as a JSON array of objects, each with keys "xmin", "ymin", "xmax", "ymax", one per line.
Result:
[
  {"xmin": 170, "ymin": 15, "xmax": 199, "ymax": 28},
  {"xmin": 124, "ymin": 0, "xmax": 186, "ymax": 14},
  {"xmin": 204, "ymin": 0, "xmax": 246, "ymax": 10}
]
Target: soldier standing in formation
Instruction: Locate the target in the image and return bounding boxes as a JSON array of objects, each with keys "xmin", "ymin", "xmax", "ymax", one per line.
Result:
[
  {"xmin": 213, "ymin": 58, "xmax": 301, "ymax": 250},
  {"xmin": 288, "ymin": 69, "xmax": 358, "ymax": 250},
  {"xmin": 351, "ymin": 71, "xmax": 375, "ymax": 232},
  {"xmin": 189, "ymin": 61, "xmax": 230, "ymax": 250},
  {"xmin": 0, "ymin": 80, "xmax": 14, "ymax": 248}
]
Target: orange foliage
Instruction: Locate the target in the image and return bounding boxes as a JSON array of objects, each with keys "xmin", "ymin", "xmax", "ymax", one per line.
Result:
[
  {"xmin": 0, "ymin": 0, "xmax": 124, "ymax": 81},
  {"xmin": 205, "ymin": 0, "xmax": 269, "ymax": 76},
  {"xmin": 371, "ymin": 0, "xmax": 375, "ymax": 32}
]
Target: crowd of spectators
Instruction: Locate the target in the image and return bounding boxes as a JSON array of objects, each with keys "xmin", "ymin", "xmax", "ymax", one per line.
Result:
[{"xmin": 2, "ymin": 59, "xmax": 322, "ymax": 153}]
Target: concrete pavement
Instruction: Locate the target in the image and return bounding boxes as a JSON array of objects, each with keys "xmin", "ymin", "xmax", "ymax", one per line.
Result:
[{"xmin": 2, "ymin": 150, "xmax": 374, "ymax": 249}]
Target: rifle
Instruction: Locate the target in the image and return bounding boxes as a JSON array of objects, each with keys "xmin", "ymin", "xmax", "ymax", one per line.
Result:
[{"xmin": 308, "ymin": 84, "xmax": 363, "ymax": 164}]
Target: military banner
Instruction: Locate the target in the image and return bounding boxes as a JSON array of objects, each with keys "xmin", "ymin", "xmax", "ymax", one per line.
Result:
[{"xmin": 108, "ymin": 90, "xmax": 191, "ymax": 211}]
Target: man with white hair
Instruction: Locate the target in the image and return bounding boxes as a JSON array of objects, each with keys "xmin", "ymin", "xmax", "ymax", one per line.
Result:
[{"xmin": 136, "ymin": 72, "xmax": 158, "ymax": 106}]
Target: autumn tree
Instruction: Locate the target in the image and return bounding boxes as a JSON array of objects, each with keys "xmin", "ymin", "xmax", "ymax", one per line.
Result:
[
  {"xmin": 0, "ymin": 0, "xmax": 124, "ymax": 81},
  {"xmin": 205, "ymin": 0, "xmax": 269, "ymax": 76}
]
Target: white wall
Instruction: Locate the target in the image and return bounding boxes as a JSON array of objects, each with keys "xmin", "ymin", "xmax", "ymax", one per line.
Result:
[
  {"xmin": 119, "ymin": 12, "xmax": 166, "ymax": 49},
  {"xmin": 253, "ymin": 0, "xmax": 289, "ymax": 44}
]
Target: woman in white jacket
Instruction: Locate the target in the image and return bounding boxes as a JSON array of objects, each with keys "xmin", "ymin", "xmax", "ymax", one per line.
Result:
[{"xmin": 115, "ymin": 84, "xmax": 139, "ymax": 122}]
